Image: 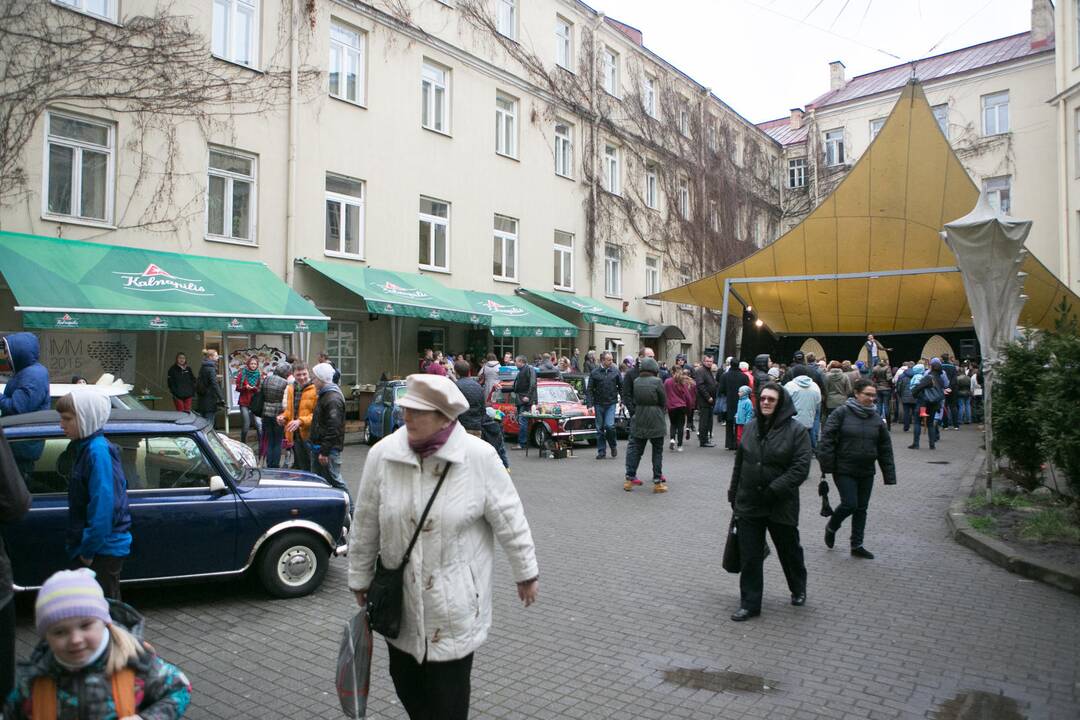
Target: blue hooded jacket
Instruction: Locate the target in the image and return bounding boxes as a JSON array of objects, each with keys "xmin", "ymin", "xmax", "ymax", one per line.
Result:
[
  {"xmin": 66, "ymin": 431, "xmax": 132, "ymax": 560},
  {"xmin": 1, "ymin": 333, "xmax": 50, "ymax": 463}
]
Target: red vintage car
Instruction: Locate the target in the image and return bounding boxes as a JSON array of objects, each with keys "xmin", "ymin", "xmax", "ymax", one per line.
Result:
[{"xmin": 486, "ymin": 379, "xmax": 596, "ymax": 448}]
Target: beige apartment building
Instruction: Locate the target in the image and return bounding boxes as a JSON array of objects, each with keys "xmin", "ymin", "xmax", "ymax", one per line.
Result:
[
  {"xmin": 0, "ymin": 0, "xmax": 781, "ymax": 394},
  {"xmin": 1053, "ymin": 0, "xmax": 1080, "ymax": 291}
]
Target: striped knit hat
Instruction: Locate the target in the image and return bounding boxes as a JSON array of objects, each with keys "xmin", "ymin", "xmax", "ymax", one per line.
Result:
[{"xmin": 35, "ymin": 569, "xmax": 111, "ymax": 635}]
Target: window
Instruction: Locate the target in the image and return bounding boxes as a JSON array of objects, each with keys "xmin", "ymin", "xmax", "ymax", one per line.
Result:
[
  {"xmin": 645, "ymin": 256, "xmax": 660, "ymax": 303},
  {"xmin": 419, "ymin": 196, "xmax": 450, "ymax": 270},
  {"xmin": 984, "ymin": 176, "xmax": 1011, "ymax": 215},
  {"xmin": 206, "ymin": 148, "xmax": 256, "ymax": 243},
  {"xmin": 116, "ymin": 435, "xmax": 217, "ymax": 491},
  {"xmin": 329, "ymin": 20, "xmax": 365, "ymax": 105},
  {"xmin": 555, "ymin": 17, "xmax": 573, "ymax": 69},
  {"xmin": 418, "ymin": 327, "xmax": 446, "ymax": 354},
  {"xmin": 555, "ymin": 122, "xmax": 573, "ymax": 178},
  {"xmin": 604, "ymin": 244, "xmax": 621, "ymax": 297},
  {"xmin": 554, "ymin": 231, "xmax": 573, "ymax": 290},
  {"xmin": 982, "ymin": 91, "xmax": 1009, "ymax": 136},
  {"xmin": 602, "ymin": 46, "xmax": 618, "ymax": 96},
  {"xmin": 493, "ymin": 214, "xmax": 518, "ymax": 281},
  {"xmin": 325, "ymin": 174, "xmax": 364, "ymax": 258},
  {"xmin": 493, "ymin": 336, "xmax": 515, "ymax": 362},
  {"xmin": 496, "ymin": 0, "xmax": 517, "ymax": 39},
  {"xmin": 603, "ymin": 144, "xmax": 620, "ymax": 195},
  {"xmin": 212, "ymin": 0, "xmax": 258, "ymax": 67},
  {"xmin": 52, "ymin": 0, "xmax": 116, "ymax": 21},
  {"xmin": 44, "ymin": 112, "xmax": 114, "ymax": 223},
  {"xmin": 645, "ymin": 163, "xmax": 659, "ymax": 209},
  {"xmin": 495, "ymin": 93, "xmax": 518, "ymax": 158},
  {"xmin": 933, "ymin": 104, "xmax": 949, "ymax": 138},
  {"xmin": 709, "ymin": 200, "xmax": 719, "ymax": 232},
  {"xmin": 327, "ymin": 321, "xmax": 358, "ymax": 387},
  {"xmin": 421, "ymin": 60, "xmax": 449, "ymax": 133},
  {"xmin": 1075, "ymin": 108, "xmax": 1080, "ymax": 176},
  {"xmin": 788, "ymin": 158, "xmax": 806, "ymax": 189},
  {"xmin": 824, "ymin": 128, "xmax": 845, "ymax": 166},
  {"xmin": 678, "ymin": 274, "xmax": 692, "ymax": 310},
  {"xmin": 707, "ymin": 119, "xmax": 719, "ymax": 152},
  {"xmin": 754, "ymin": 216, "xmax": 765, "ymax": 247},
  {"xmin": 869, "ymin": 117, "xmax": 885, "ymax": 140},
  {"xmin": 677, "ymin": 176, "xmax": 690, "ymax": 219},
  {"xmin": 642, "ymin": 75, "xmax": 657, "ymax": 117},
  {"xmin": 678, "ymin": 104, "xmax": 690, "ymax": 137},
  {"xmin": 733, "ymin": 135, "xmax": 744, "ymax": 166}
]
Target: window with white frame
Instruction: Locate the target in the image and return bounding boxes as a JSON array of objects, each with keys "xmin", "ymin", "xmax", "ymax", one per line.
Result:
[
  {"xmin": 419, "ymin": 196, "xmax": 450, "ymax": 270},
  {"xmin": 788, "ymin": 158, "xmax": 806, "ymax": 188},
  {"xmin": 733, "ymin": 134, "xmax": 744, "ymax": 166},
  {"xmin": 555, "ymin": 122, "xmax": 573, "ymax": 178},
  {"xmin": 982, "ymin": 91, "xmax": 1009, "ymax": 136},
  {"xmin": 496, "ymin": 0, "xmax": 517, "ymax": 40},
  {"xmin": 325, "ymin": 174, "xmax": 364, "ymax": 258},
  {"xmin": 1075, "ymin": 108, "xmax": 1080, "ymax": 177},
  {"xmin": 709, "ymin": 200, "xmax": 719, "ymax": 232},
  {"xmin": 206, "ymin": 148, "xmax": 256, "ymax": 243},
  {"xmin": 52, "ymin": 0, "xmax": 116, "ymax": 21},
  {"xmin": 326, "ymin": 321, "xmax": 358, "ymax": 387},
  {"xmin": 421, "ymin": 60, "xmax": 449, "ymax": 133},
  {"xmin": 678, "ymin": 274, "xmax": 692, "ymax": 310},
  {"xmin": 495, "ymin": 93, "xmax": 517, "ymax": 158},
  {"xmin": 212, "ymin": 0, "xmax": 258, "ymax": 67},
  {"xmin": 603, "ymin": 144, "xmax": 620, "ymax": 195},
  {"xmin": 824, "ymin": 128, "xmax": 845, "ymax": 166},
  {"xmin": 604, "ymin": 244, "xmax": 621, "ymax": 297},
  {"xmin": 932, "ymin": 104, "xmax": 949, "ymax": 138},
  {"xmin": 493, "ymin": 214, "xmax": 518, "ymax": 281},
  {"xmin": 329, "ymin": 20, "xmax": 365, "ymax": 105},
  {"xmin": 869, "ymin": 117, "xmax": 885, "ymax": 140},
  {"xmin": 754, "ymin": 216, "xmax": 765, "ymax": 247},
  {"xmin": 44, "ymin": 112, "xmax": 114, "ymax": 223},
  {"xmin": 707, "ymin": 119, "xmax": 718, "ymax": 152},
  {"xmin": 677, "ymin": 176, "xmax": 690, "ymax": 219},
  {"xmin": 555, "ymin": 16, "xmax": 573, "ymax": 69},
  {"xmin": 602, "ymin": 46, "xmax": 618, "ymax": 96},
  {"xmin": 645, "ymin": 256, "xmax": 660, "ymax": 303},
  {"xmin": 554, "ymin": 231, "xmax": 573, "ymax": 290},
  {"xmin": 645, "ymin": 162, "xmax": 658, "ymax": 209},
  {"xmin": 642, "ymin": 75, "xmax": 657, "ymax": 117},
  {"xmin": 678, "ymin": 103, "xmax": 690, "ymax": 137},
  {"xmin": 983, "ymin": 176, "xmax": 1011, "ymax": 215}
]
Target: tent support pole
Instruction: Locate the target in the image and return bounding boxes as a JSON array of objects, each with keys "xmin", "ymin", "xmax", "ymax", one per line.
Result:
[{"xmin": 717, "ymin": 278, "xmax": 731, "ymax": 363}]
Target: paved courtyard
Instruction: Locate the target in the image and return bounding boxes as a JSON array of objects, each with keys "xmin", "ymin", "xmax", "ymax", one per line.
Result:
[{"xmin": 14, "ymin": 424, "xmax": 1080, "ymax": 719}]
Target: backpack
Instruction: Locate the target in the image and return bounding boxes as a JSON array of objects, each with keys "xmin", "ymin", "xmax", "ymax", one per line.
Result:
[{"xmin": 31, "ymin": 668, "xmax": 136, "ymax": 719}]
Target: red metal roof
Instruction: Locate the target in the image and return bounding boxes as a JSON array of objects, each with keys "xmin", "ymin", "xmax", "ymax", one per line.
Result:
[{"xmin": 756, "ymin": 117, "xmax": 809, "ymax": 147}]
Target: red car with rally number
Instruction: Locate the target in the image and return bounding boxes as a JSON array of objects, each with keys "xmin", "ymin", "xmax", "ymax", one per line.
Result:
[{"xmin": 485, "ymin": 379, "xmax": 596, "ymax": 448}]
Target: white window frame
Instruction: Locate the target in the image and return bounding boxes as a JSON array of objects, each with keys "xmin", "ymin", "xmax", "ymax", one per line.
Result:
[
  {"xmin": 495, "ymin": 92, "xmax": 518, "ymax": 158},
  {"xmin": 212, "ymin": 0, "xmax": 259, "ymax": 68},
  {"xmin": 642, "ymin": 74, "xmax": 657, "ymax": 118},
  {"xmin": 555, "ymin": 16, "xmax": 573, "ymax": 70},
  {"xmin": 678, "ymin": 103, "xmax": 690, "ymax": 137},
  {"xmin": 788, "ymin": 158, "xmax": 806, "ymax": 189},
  {"xmin": 1075, "ymin": 108, "xmax": 1080, "ymax": 178},
  {"xmin": 205, "ymin": 147, "xmax": 257, "ymax": 245},
  {"xmin": 326, "ymin": 320, "xmax": 359, "ymax": 387},
  {"xmin": 645, "ymin": 256, "xmax": 661, "ymax": 305},
  {"xmin": 982, "ymin": 91, "xmax": 1009, "ymax": 136},
  {"xmin": 329, "ymin": 19, "xmax": 366, "ymax": 106},
  {"xmin": 52, "ymin": 0, "xmax": 117, "ymax": 22},
  {"xmin": 419, "ymin": 196, "xmax": 450, "ymax": 272},
  {"xmin": 603, "ymin": 144, "xmax": 620, "ymax": 195},
  {"xmin": 869, "ymin": 117, "xmax": 885, "ymax": 140},
  {"xmin": 604, "ymin": 244, "xmax": 622, "ymax": 298},
  {"xmin": 554, "ymin": 231, "xmax": 574, "ymax": 291},
  {"xmin": 678, "ymin": 274, "xmax": 693, "ymax": 310},
  {"xmin": 645, "ymin": 163, "xmax": 659, "ymax": 210},
  {"xmin": 983, "ymin": 175, "xmax": 1011, "ymax": 215},
  {"xmin": 932, "ymin": 104, "xmax": 949, "ymax": 138},
  {"xmin": 677, "ymin": 176, "xmax": 690, "ymax": 219},
  {"xmin": 602, "ymin": 46, "xmax": 619, "ymax": 96},
  {"xmin": 42, "ymin": 111, "xmax": 115, "ymax": 226},
  {"xmin": 324, "ymin": 174, "xmax": 365, "ymax": 260},
  {"xmin": 555, "ymin": 122, "xmax": 573, "ymax": 178},
  {"xmin": 421, "ymin": 60, "xmax": 450, "ymax": 134},
  {"xmin": 824, "ymin": 128, "xmax": 845, "ymax": 166},
  {"xmin": 707, "ymin": 119, "xmax": 718, "ymax": 152},
  {"xmin": 497, "ymin": 0, "xmax": 517, "ymax": 40},
  {"xmin": 493, "ymin": 214, "xmax": 518, "ymax": 282},
  {"xmin": 709, "ymin": 200, "xmax": 719, "ymax": 232}
]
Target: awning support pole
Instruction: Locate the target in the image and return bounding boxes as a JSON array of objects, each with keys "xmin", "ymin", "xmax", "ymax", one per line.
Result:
[{"xmin": 718, "ymin": 278, "xmax": 731, "ymax": 364}]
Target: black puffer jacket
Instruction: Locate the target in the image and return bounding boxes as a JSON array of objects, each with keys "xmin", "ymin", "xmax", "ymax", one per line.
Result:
[
  {"xmin": 751, "ymin": 354, "xmax": 771, "ymax": 396},
  {"xmin": 310, "ymin": 386, "xmax": 345, "ymax": 454},
  {"xmin": 727, "ymin": 390, "xmax": 812, "ymax": 526},
  {"xmin": 166, "ymin": 363, "xmax": 195, "ymax": 400},
  {"xmin": 194, "ymin": 359, "xmax": 223, "ymax": 414},
  {"xmin": 586, "ymin": 365, "xmax": 621, "ymax": 406},
  {"xmin": 817, "ymin": 402, "xmax": 897, "ymax": 482}
]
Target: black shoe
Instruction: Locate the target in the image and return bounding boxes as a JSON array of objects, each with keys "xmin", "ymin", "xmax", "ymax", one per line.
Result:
[
  {"xmin": 791, "ymin": 593, "xmax": 806, "ymax": 607},
  {"xmin": 730, "ymin": 608, "xmax": 760, "ymax": 622},
  {"xmin": 824, "ymin": 526, "xmax": 836, "ymax": 549},
  {"xmin": 700, "ymin": 441, "xmax": 716, "ymax": 448},
  {"xmin": 595, "ymin": 453, "xmax": 606, "ymax": 460},
  {"xmin": 610, "ymin": 446, "xmax": 617, "ymax": 458},
  {"xmin": 906, "ymin": 443, "xmax": 917, "ymax": 449},
  {"xmin": 851, "ymin": 546, "xmax": 875, "ymax": 559},
  {"xmin": 929, "ymin": 443, "xmax": 936, "ymax": 450}
]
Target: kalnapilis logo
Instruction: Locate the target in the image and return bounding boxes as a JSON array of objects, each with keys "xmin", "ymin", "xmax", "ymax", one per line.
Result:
[
  {"xmin": 55, "ymin": 313, "xmax": 79, "ymax": 328},
  {"xmin": 376, "ymin": 281, "xmax": 429, "ymax": 299},
  {"xmin": 228, "ymin": 318, "xmax": 245, "ymax": 330},
  {"xmin": 480, "ymin": 299, "xmax": 526, "ymax": 317},
  {"xmin": 295, "ymin": 320, "xmax": 309, "ymax": 331},
  {"xmin": 569, "ymin": 299, "xmax": 606, "ymax": 314},
  {"xmin": 115, "ymin": 264, "xmax": 211, "ymax": 295},
  {"xmin": 148, "ymin": 316, "xmax": 168, "ymax": 329}
]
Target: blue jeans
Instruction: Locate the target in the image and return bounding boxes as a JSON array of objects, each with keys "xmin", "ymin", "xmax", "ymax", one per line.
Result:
[
  {"xmin": 263, "ymin": 419, "xmax": 283, "ymax": 468},
  {"xmin": 913, "ymin": 403, "xmax": 940, "ymax": 447},
  {"xmin": 902, "ymin": 403, "xmax": 916, "ymax": 431},
  {"xmin": 810, "ymin": 407, "xmax": 820, "ymax": 450},
  {"xmin": 876, "ymin": 390, "xmax": 891, "ymax": 426},
  {"xmin": 594, "ymin": 403, "xmax": 617, "ymax": 455},
  {"xmin": 957, "ymin": 397, "xmax": 972, "ymax": 424},
  {"xmin": 311, "ymin": 447, "xmax": 353, "ymax": 516},
  {"xmin": 516, "ymin": 404, "xmax": 530, "ymax": 447}
]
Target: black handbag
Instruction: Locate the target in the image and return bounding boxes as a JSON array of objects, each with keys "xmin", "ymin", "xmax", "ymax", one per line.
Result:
[
  {"xmin": 818, "ymin": 476, "xmax": 834, "ymax": 517},
  {"xmin": 247, "ymin": 389, "xmax": 265, "ymax": 416},
  {"xmin": 367, "ymin": 462, "xmax": 451, "ymax": 639},
  {"xmin": 722, "ymin": 518, "xmax": 740, "ymax": 574}
]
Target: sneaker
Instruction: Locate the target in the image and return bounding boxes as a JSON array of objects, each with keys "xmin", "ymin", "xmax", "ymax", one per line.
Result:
[
  {"xmin": 669, "ymin": 439, "xmax": 676, "ymax": 451},
  {"xmin": 824, "ymin": 526, "xmax": 836, "ymax": 549},
  {"xmin": 595, "ymin": 452, "xmax": 606, "ymax": 460},
  {"xmin": 685, "ymin": 429, "xmax": 691, "ymax": 441},
  {"xmin": 653, "ymin": 480, "xmax": 668, "ymax": 493},
  {"xmin": 630, "ymin": 477, "xmax": 643, "ymax": 486},
  {"xmin": 851, "ymin": 546, "xmax": 875, "ymax": 559},
  {"xmin": 611, "ymin": 446, "xmax": 618, "ymax": 458},
  {"xmin": 677, "ymin": 446, "xmax": 684, "ymax": 453},
  {"xmin": 623, "ymin": 478, "xmax": 634, "ymax": 492}
]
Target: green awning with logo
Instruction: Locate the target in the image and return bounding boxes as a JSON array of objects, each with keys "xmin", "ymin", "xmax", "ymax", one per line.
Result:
[
  {"xmin": 464, "ymin": 291, "xmax": 579, "ymax": 338},
  {"xmin": 301, "ymin": 259, "xmax": 489, "ymax": 326},
  {"xmin": 516, "ymin": 288, "xmax": 649, "ymax": 332},
  {"xmin": 0, "ymin": 232, "xmax": 328, "ymax": 333}
]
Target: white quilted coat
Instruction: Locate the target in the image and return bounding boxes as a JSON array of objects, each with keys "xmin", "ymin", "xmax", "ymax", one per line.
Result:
[{"xmin": 348, "ymin": 422, "xmax": 538, "ymax": 662}]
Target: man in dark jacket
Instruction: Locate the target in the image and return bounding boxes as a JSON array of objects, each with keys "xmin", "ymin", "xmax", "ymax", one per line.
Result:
[
  {"xmin": 939, "ymin": 353, "xmax": 960, "ymax": 430},
  {"xmin": 0, "ymin": 333, "xmax": 50, "ymax": 477},
  {"xmin": 194, "ymin": 349, "xmax": 224, "ymax": 422},
  {"xmin": 166, "ymin": 352, "xmax": 196, "ymax": 412},
  {"xmin": 511, "ymin": 356, "xmax": 536, "ymax": 450},
  {"xmin": 717, "ymin": 358, "xmax": 749, "ymax": 450},
  {"xmin": 817, "ymin": 378, "xmax": 896, "ymax": 559},
  {"xmin": 586, "ymin": 351, "xmax": 621, "ymax": 459},
  {"xmin": 727, "ymin": 382, "xmax": 811, "ymax": 621},
  {"xmin": 692, "ymin": 355, "xmax": 718, "ymax": 447},
  {"xmin": 310, "ymin": 362, "xmax": 351, "ymax": 515},
  {"xmin": 455, "ymin": 361, "xmax": 509, "ymax": 469},
  {"xmin": 751, "ymin": 353, "xmax": 771, "ymax": 397}
]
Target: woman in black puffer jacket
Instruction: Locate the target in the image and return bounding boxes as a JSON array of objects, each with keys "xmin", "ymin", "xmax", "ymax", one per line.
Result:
[
  {"xmin": 817, "ymin": 378, "xmax": 897, "ymax": 559},
  {"xmin": 726, "ymin": 382, "xmax": 812, "ymax": 621}
]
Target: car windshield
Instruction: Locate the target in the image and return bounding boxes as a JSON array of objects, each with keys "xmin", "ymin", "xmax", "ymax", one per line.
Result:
[
  {"xmin": 538, "ymin": 385, "xmax": 579, "ymax": 404},
  {"xmin": 204, "ymin": 428, "xmax": 244, "ymax": 479},
  {"xmin": 394, "ymin": 386, "xmax": 408, "ymax": 400},
  {"xmin": 114, "ymin": 394, "xmax": 147, "ymax": 410}
]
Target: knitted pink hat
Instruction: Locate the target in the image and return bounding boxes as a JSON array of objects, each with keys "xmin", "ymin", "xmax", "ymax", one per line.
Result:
[{"xmin": 35, "ymin": 569, "xmax": 110, "ymax": 635}]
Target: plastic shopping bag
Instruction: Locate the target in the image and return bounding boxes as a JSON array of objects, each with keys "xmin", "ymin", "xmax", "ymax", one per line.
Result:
[{"xmin": 336, "ymin": 610, "xmax": 373, "ymax": 718}]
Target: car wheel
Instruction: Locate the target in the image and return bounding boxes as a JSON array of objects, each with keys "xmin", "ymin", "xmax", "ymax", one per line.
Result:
[
  {"xmin": 257, "ymin": 531, "xmax": 330, "ymax": 598},
  {"xmin": 531, "ymin": 423, "xmax": 549, "ymax": 449},
  {"xmin": 363, "ymin": 422, "xmax": 374, "ymax": 445}
]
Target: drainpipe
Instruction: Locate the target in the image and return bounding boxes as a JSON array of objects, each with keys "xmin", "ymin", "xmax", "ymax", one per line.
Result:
[
  {"xmin": 588, "ymin": 12, "xmax": 605, "ymax": 353},
  {"xmin": 284, "ymin": 0, "xmax": 299, "ymax": 285},
  {"xmin": 1059, "ymin": 99, "xmax": 1072, "ymax": 288}
]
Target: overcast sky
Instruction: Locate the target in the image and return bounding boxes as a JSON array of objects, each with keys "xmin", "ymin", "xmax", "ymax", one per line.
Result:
[{"xmin": 593, "ymin": 0, "xmax": 1035, "ymax": 124}]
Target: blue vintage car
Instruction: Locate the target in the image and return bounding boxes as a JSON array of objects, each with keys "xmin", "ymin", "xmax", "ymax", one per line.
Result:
[
  {"xmin": 0, "ymin": 410, "xmax": 350, "ymax": 598},
  {"xmin": 363, "ymin": 379, "xmax": 407, "ymax": 444}
]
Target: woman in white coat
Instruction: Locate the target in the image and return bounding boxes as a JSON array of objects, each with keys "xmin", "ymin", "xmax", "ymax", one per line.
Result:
[{"xmin": 348, "ymin": 373, "xmax": 539, "ymax": 719}]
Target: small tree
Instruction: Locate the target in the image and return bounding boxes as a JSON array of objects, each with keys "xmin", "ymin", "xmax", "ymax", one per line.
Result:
[
  {"xmin": 992, "ymin": 333, "xmax": 1048, "ymax": 488},
  {"xmin": 1037, "ymin": 301, "xmax": 1080, "ymax": 497}
]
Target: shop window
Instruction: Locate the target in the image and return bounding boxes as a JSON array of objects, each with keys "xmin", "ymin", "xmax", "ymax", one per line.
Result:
[{"xmin": 326, "ymin": 321, "xmax": 358, "ymax": 387}]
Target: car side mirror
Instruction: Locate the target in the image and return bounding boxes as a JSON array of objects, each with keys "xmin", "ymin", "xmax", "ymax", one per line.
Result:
[{"xmin": 209, "ymin": 475, "xmax": 228, "ymax": 493}]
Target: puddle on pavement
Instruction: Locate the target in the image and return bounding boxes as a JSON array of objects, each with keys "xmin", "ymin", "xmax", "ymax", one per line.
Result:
[
  {"xmin": 662, "ymin": 668, "xmax": 774, "ymax": 693},
  {"xmin": 932, "ymin": 690, "xmax": 1025, "ymax": 719},
  {"xmin": 927, "ymin": 460, "xmax": 951, "ymax": 465}
]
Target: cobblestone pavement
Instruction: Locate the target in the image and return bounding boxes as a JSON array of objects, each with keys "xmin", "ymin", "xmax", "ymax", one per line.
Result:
[{"xmin": 14, "ymin": 423, "xmax": 1080, "ymax": 719}]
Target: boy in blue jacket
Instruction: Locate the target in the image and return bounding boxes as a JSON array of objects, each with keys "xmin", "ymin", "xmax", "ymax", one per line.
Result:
[{"xmin": 56, "ymin": 389, "xmax": 131, "ymax": 600}]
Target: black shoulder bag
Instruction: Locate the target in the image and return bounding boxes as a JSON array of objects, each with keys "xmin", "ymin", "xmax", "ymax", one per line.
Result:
[{"xmin": 367, "ymin": 462, "xmax": 452, "ymax": 639}]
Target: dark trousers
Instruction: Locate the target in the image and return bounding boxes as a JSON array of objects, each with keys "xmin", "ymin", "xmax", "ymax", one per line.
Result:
[
  {"xmin": 724, "ymin": 414, "xmax": 738, "ymax": 450},
  {"xmin": 0, "ymin": 597, "xmax": 14, "ymax": 705},
  {"xmin": 945, "ymin": 395, "xmax": 960, "ymax": 429},
  {"xmin": 387, "ymin": 643, "xmax": 473, "ymax": 720},
  {"xmin": 827, "ymin": 474, "xmax": 874, "ymax": 548},
  {"xmin": 876, "ymin": 390, "xmax": 891, "ymax": 428},
  {"xmin": 263, "ymin": 419, "xmax": 284, "ymax": 468},
  {"xmin": 69, "ymin": 555, "xmax": 125, "ymax": 600},
  {"xmin": 736, "ymin": 516, "xmax": 806, "ymax": 612},
  {"xmin": 292, "ymin": 436, "xmax": 311, "ymax": 471},
  {"xmin": 697, "ymin": 403, "xmax": 713, "ymax": 445},
  {"xmin": 625, "ymin": 435, "xmax": 664, "ymax": 481},
  {"xmin": 913, "ymin": 403, "xmax": 940, "ymax": 447},
  {"xmin": 668, "ymin": 408, "xmax": 687, "ymax": 446},
  {"xmin": 901, "ymin": 403, "xmax": 916, "ymax": 431}
]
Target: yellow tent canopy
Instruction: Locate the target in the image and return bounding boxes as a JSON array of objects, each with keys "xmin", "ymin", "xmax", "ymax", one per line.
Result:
[{"xmin": 650, "ymin": 81, "xmax": 1079, "ymax": 334}]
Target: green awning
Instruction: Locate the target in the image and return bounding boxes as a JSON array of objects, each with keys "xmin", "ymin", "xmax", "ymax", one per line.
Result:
[
  {"xmin": 0, "ymin": 232, "xmax": 328, "ymax": 332},
  {"xmin": 301, "ymin": 259, "xmax": 489, "ymax": 326},
  {"xmin": 464, "ymin": 291, "xmax": 579, "ymax": 338},
  {"xmin": 516, "ymin": 288, "xmax": 649, "ymax": 332}
]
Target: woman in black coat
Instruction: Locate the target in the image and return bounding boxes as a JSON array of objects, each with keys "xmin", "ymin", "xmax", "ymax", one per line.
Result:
[
  {"xmin": 817, "ymin": 378, "xmax": 897, "ymax": 559},
  {"xmin": 717, "ymin": 358, "xmax": 749, "ymax": 450},
  {"xmin": 194, "ymin": 348, "xmax": 224, "ymax": 421},
  {"xmin": 726, "ymin": 382, "xmax": 812, "ymax": 621}
]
